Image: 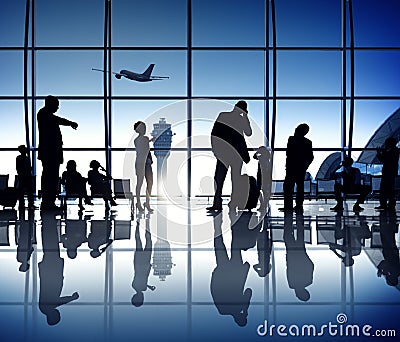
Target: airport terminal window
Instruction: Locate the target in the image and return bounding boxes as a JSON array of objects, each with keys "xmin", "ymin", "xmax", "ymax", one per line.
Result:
[
  {"xmin": 352, "ymin": 100, "xmax": 400, "ymax": 151},
  {"xmin": 0, "ymin": 2, "xmax": 25, "ymax": 47},
  {"xmin": 36, "ymin": 0, "xmax": 104, "ymax": 47},
  {"xmin": 192, "ymin": 0, "xmax": 265, "ymax": 47},
  {"xmin": 111, "ymin": 100, "xmax": 188, "ymax": 149},
  {"xmin": 111, "ymin": 50, "xmax": 187, "ymax": 97},
  {"xmin": 353, "ymin": 0, "xmax": 400, "ymax": 47},
  {"xmin": 112, "ymin": 0, "xmax": 187, "ymax": 47},
  {"xmin": 36, "ymin": 51, "xmax": 104, "ymax": 96},
  {"xmin": 0, "ymin": 101, "xmax": 26, "ymax": 149},
  {"xmin": 275, "ymin": 0, "xmax": 341, "ymax": 47},
  {"xmin": 276, "ymin": 51, "xmax": 342, "ymax": 96},
  {"xmin": 192, "ymin": 51, "xmax": 265, "ymax": 97},
  {"xmin": 0, "ymin": 0, "xmax": 399, "ymax": 190},
  {"xmin": 0, "ymin": 51, "xmax": 23, "ymax": 96},
  {"xmin": 274, "ymin": 100, "xmax": 342, "ymax": 148},
  {"xmin": 38, "ymin": 100, "xmax": 105, "ymax": 148},
  {"xmin": 354, "ymin": 51, "xmax": 400, "ymax": 96}
]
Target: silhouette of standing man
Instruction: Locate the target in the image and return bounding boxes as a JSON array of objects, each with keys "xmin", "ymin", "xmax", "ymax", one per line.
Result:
[
  {"xmin": 37, "ymin": 95, "xmax": 78, "ymax": 210},
  {"xmin": 207, "ymin": 101, "xmax": 252, "ymax": 212},
  {"xmin": 375, "ymin": 137, "xmax": 399, "ymax": 211},
  {"xmin": 280, "ymin": 123, "xmax": 313, "ymax": 212}
]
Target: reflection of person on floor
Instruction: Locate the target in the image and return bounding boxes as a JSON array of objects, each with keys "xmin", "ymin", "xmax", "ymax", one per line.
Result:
[
  {"xmin": 375, "ymin": 137, "xmax": 399, "ymax": 211},
  {"xmin": 330, "ymin": 156, "xmax": 371, "ymax": 212},
  {"xmin": 210, "ymin": 213, "xmax": 252, "ymax": 326},
  {"xmin": 253, "ymin": 218, "xmax": 272, "ymax": 277},
  {"xmin": 377, "ymin": 211, "xmax": 400, "ymax": 286},
  {"xmin": 16, "ymin": 217, "xmax": 34, "ymax": 272},
  {"xmin": 39, "ymin": 212, "xmax": 79, "ymax": 325},
  {"xmin": 61, "ymin": 160, "xmax": 92, "ymax": 211},
  {"xmin": 87, "ymin": 160, "xmax": 117, "ymax": 209},
  {"xmin": 61, "ymin": 218, "xmax": 88, "ymax": 259},
  {"xmin": 253, "ymin": 146, "xmax": 272, "ymax": 212},
  {"xmin": 87, "ymin": 219, "xmax": 112, "ymax": 258},
  {"xmin": 16, "ymin": 145, "xmax": 34, "ymax": 209},
  {"xmin": 207, "ymin": 101, "xmax": 252, "ymax": 212},
  {"xmin": 131, "ymin": 218, "xmax": 155, "ymax": 307},
  {"xmin": 134, "ymin": 121, "xmax": 154, "ymax": 213},
  {"xmin": 283, "ymin": 212, "xmax": 314, "ymax": 301},
  {"xmin": 329, "ymin": 213, "xmax": 370, "ymax": 267}
]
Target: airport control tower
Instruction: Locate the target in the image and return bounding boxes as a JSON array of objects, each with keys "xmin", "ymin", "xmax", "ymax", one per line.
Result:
[
  {"xmin": 152, "ymin": 238, "xmax": 174, "ymax": 281},
  {"xmin": 151, "ymin": 118, "xmax": 174, "ymax": 196}
]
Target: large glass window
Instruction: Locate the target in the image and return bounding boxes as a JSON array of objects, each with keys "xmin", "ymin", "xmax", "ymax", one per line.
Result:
[
  {"xmin": 112, "ymin": 0, "xmax": 187, "ymax": 47},
  {"xmin": 192, "ymin": 51, "xmax": 265, "ymax": 97},
  {"xmin": 36, "ymin": 0, "xmax": 104, "ymax": 46},
  {"xmin": 0, "ymin": 0, "xmax": 399, "ymax": 191},
  {"xmin": 192, "ymin": 0, "xmax": 265, "ymax": 47},
  {"xmin": 275, "ymin": 0, "xmax": 341, "ymax": 47}
]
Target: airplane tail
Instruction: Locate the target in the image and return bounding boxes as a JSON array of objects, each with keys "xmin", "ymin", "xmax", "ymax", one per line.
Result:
[{"xmin": 142, "ymin": 64, "xmax": 155, "ymax": 78}]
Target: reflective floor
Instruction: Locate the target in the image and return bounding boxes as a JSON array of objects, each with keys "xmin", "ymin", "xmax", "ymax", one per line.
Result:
[{"xmin": 0, "ymin": 198, "xmax": 399, "ymax": 341}]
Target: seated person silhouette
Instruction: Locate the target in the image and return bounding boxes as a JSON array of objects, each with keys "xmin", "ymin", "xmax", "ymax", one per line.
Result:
[
  {"xmin": 88, "ymin": 219, "xmax": 113, "ymax": 258},
  {"xmin": 16, "ymin": 145, "xmax": 35, "ymax": 209},
  {"xmin": 61, "ymin": 160, "xmax": 92, "ymax": 211},
  {"xmin": 329, "ymin": 213, "xmax": 370, "ymax": 267},
  {"xmin": 61, "ymin": 218, "xmax": 88, "ymax": 259},
  {"xmin": 87, "ymin": 160, "xmax": 117, "ymax": 208},
  {"xmin": 131, "ymin": 220, "xmax": 155, "ymax": 307},
  {"xmin": 330, "ymin": 156, "xmax": 371, "ymax": 212}
]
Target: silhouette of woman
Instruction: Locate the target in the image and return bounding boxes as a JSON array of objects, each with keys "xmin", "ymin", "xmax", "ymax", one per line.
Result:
[{"xmin": 134, "ymin": 121, "xmax": 154, "ymax": 213}]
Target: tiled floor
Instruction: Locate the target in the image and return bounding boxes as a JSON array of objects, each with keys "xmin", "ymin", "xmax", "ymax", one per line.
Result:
[{"xmin": 0, "ymin": 198, "xmax": 399, "ymax": 341}]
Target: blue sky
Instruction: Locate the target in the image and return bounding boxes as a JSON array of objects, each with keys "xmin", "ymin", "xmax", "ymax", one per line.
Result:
[{"xmin": 0, "ymin": 0, "xmax": 400, "ymax": 192}]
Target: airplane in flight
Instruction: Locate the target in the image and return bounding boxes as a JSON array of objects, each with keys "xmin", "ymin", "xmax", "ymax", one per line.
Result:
[{"xmin": 92, "ymin": 64, "xmax": 169, "ymax": 82}]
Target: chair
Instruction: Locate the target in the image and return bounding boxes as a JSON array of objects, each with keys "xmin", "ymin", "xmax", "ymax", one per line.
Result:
[
  {"xmin": 271, "ymin": 180, "xmax": 284, "ymax": 199},
  {"xmin": 316, "ymin": 179, "xmax": 336, "ymax": 202},
  {"xmin": 371, "ymin": 176, "xmax": 381, "ymax": 199},
  {"xmin": 113, "ymin": 179, "xmax": 134, "ymax": 215},
  {"xmin": 0, "ymin": 175, "xmax": 18, "ymax": 209},
  {"xmin": 0, "ymin": 175, "xmax": 9, "ymax": 190},
  {"xmin": 114, "ymin": 220, "xmax": 132, "ymax": 240}
]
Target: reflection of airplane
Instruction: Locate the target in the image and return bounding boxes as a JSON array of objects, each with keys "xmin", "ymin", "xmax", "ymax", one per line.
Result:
[{"xmin": 92, "ymin": 64, "xmax": 169, "ymax": 82}]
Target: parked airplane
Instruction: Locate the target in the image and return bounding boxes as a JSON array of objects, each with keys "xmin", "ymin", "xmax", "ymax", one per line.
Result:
[{"xmin": 92, "ymin": 64, "xmax": 169, "ymax": 82}]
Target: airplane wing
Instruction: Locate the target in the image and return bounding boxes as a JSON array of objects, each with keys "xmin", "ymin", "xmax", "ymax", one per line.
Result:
[
  {"xmin": 150, "ymin": 76, "xmax": 170, "ymax": 80},
  {"xmin": 92, "ymin": 68, "xmax": 121, "ymax": 76}
]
